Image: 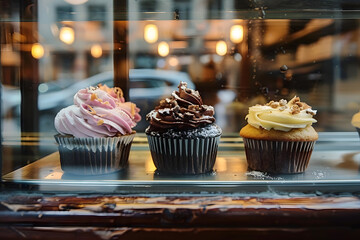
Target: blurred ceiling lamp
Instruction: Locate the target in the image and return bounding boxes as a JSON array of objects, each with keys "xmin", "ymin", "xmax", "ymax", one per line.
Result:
[
  {"xmin": 59, "ymin": 27, "xmax": 75, "ymax": 44},
  {"xmin": 64, "ymin": 0, "xmax": 88, "ymax": 5},
  {"xmin": 31, "ymin": 43, "xmax": 44, "ymax": 59},
  {"xmin": 144, "ymin": 24, "xmax": 158, "ymax": 44},
  {"xmin": 168, "ymin": 56, "xmax": 179, "ymax": 67},
  {"xmin": 216, "ymin": 40, "xmax": 227, "ymax": 56},
  {"xmin": 91, "ymin": 44, "xmax": 103, "ymax": 58},
  {"xmin": 158, "ymin": 41, "xmax": 169, "ymax": 57},
  {"xmin": 230, "ymin": 25, "xmax": 244, "ymax": 43}
]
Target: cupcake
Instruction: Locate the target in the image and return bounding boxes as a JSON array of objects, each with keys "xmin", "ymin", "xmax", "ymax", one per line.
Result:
[
  {"xmin": 54, "ymin": 85, "xmax": 141, "ymax": 175},
  {"xmin": 351, "ymin": 111, "xmax": 360, "ymax": 137},
  {"xmin": 146, "ymin": 82, "xmax": 222, "ymax": 175},
  {"xmin": 240, "ymin": 96, "xmax": 318, "ymax": 174}
]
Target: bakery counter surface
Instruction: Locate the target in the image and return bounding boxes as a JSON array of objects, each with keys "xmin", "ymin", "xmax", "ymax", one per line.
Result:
[{"xmin": 0, "ymin": 190, "xmax": 360, "ymax": 239}]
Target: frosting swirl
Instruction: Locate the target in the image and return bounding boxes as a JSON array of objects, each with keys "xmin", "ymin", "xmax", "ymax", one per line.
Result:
[
  {"xmin": 146, "ymin": 82, "xmax": 215, "ymax": 132},
  {"xmin": 245, "ymin": 96, "xmax": 317, "ymax": 132},
  {"xmin": 55, "ymin": 85, "xmax": 141, "ymax": 138}
]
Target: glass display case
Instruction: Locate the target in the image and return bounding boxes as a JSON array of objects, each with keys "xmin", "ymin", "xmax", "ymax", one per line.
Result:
[
  {"xmin": 2, "ymin": 0, "xmax": 360, "ymax": 193},
  {"xmin": 0, "ymin": 0, "xmax": 359, "ymax": 189}
]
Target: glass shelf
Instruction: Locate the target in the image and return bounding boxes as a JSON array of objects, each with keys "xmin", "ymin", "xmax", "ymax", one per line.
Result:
[{"xmin": 3, "ymin": 132, "xmax": 360, "ymax": 194}]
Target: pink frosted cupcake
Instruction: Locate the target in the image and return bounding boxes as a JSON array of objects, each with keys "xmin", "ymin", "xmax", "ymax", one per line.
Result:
[{"xmin": 54, "ymin": 85, "xmax": 141, "ymax": 175}]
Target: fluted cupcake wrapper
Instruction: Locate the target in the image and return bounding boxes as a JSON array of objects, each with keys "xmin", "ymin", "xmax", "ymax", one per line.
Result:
[
  {"xmin": 147, "ymin": 135, "xmax": 220, "ymax": 175},
  {"xmin": 243, "ymin": 138, "xmax": 316, "ymax": 174},
  {"xmin": 54, "ymin": 134, "xmax": 135, "ymax": 175},
  {"xmin": 356, "ymin": 128, "xmax": 360, "ymax": 138}
]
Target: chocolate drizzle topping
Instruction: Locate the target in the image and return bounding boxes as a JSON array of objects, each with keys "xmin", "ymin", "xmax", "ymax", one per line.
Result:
[{"xmin": 146, "ymin": 82, "xmax": 215, "ymax": 132}]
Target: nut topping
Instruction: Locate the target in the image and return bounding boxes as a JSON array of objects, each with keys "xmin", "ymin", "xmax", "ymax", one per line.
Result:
[
  {"xmin": 270, "ymin": 102, "xmax": 279, "ymax": 108},
  {"xmin": 279, "ymin": 99, "xmax": 287, "ymax": 106},
  {"xmin": 290, "ymin": 105, "xmax": 300, "ymax": 114}
]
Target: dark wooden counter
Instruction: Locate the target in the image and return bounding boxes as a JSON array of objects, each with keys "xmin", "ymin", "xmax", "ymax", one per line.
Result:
[{"xmin": 1, "ymin": 193, "xmax": 360, "ymax": 239}]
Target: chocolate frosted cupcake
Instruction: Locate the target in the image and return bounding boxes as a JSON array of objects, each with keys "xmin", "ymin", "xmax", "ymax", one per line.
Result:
[
  {"xmin": 146, "ymin": 82, "xmax": 222, "ymax": 175},
  {"xmin": 240, "ymin": 97, "xmax": 318, "ymax": 174},
  {"xmin": 54, "ymin": 85, "xmax": 141, "ymax": 175}
]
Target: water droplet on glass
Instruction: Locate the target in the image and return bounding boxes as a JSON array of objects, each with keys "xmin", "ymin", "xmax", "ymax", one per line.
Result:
[
  {"xmin": 260, "ymin": 7, "xmax": 266, "ymax": 18},
  {"xmin": 174, "ymin": 9, "xmax": 180, "ymax": 20},
  {"xmin": 261, "ymin": 87, "xmax": 269, "ymax": 95},
  {"xmin": 280, "ymin": 65, "xmax": 288, "ymax": 73},
  {"xmin": 275, "ymin": 89, "xmax": 280, "ymax": 97}
]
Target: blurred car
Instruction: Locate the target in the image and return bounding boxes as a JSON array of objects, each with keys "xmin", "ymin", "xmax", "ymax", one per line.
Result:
[
  {"xmin": 1, "ymin": 85, "xmax": 21, "ymax": 117},
  {"xmin": 1, "ymin": 69, "xmax": 195, "ymax": 131},
  {"xmin": 38, "ymin": 69, "xmax": 194, "ymax": 111}
]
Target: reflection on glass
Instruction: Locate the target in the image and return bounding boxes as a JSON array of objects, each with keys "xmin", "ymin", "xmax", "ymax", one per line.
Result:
[
  {"xmin": 144, "ymin": 24, "xmax": 158, "ymax": 44},
  {"xmin": 90, "ymin": 44, "xmax": 103, "ymax": 58},
  {"xmin": 168, "ymin": 56, "xmax": 179, "ymax": 67},
  {"xmin": 214, "ymin": 157, "xmax": 227, "ymax": 172},
  {"xmin": 158, "ymin": 41, "xmax": 169, "ymax": 57},
  {"xmin": 64, "ymin": 0, "xmax": 88, "ymax": 5},
  {"xmin": 145, "ymin": 156, "xmax": 156, "ymax": 173},
  {"xmin": 31, "ymin": 43, "xmax": 45, "ymax": 59},
  {"xmin": 59, "ymin": 27, "xmax": 75, "ymax": 44},
  {"xmin": 230, "ymin": 25, "xmax": 243, "ymax": 43},
  {"xmin": 216, "ymin": 40, "xmax": 227, "ymax": 56}
]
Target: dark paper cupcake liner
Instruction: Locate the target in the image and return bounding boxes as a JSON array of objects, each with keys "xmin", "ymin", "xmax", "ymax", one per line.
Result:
[
  {"xmin": 356, "ymin": 128, "xmax": 360, "ymax": 138},
  {"xmin": 54, "ymin": 134, "xmax": 135, "ymax": 175},
  {"xmin": 147, "ymin": 135, "xmax": 220, "ymax": 175},
  {"xmin": 243, "ymin": 138, "xmax": 316, "ymax": 174}
]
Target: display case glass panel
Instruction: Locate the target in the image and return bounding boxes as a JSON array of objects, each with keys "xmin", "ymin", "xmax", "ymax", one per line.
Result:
[{"xmin": 1, "ymin": 0, "xmax": 360, "ymax": 193}]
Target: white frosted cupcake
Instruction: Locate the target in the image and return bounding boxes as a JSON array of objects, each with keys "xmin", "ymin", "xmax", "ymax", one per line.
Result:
[
  {"xmin": 54, "ymin": 85, "xmax": 141, "ymax": 175},
  {"xmin": 351, "ymin": 111, "xmax": 360, "ymax": 137},
  {"xmin": 240, "ymin": 96, "xmax": 318, "ymax": 174}
]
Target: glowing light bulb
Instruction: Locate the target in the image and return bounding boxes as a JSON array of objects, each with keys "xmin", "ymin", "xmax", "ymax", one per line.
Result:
[
  {"xmin": 216, "ymin": 40, "xmax": 227, "ymax": 56},
  {"xmin": 31, "ymin": 43, "xmax": 44, "ymax": 59},
  {"xmin": 158, "ymin": 41, "xmax": 169, "ymax": 57},
  {"xmin": 59, "ymin": 27, "xmax": 75, "ymax": 45},
  {"xmin": 230, "ymin": 25, "xmax": 243, "ymax": 43},
  {"xmin": 64, "ymin": 0, "xmax": 88, "ymax": 5},
  {"xmin": 144, "ymin": 24, "xmax": 158, "ymax": 44},
  {"xmin": 168, "ymin": 56, "xmax": 179, "ymax": 67},
  {"xmin": 91, "ymin": 44, "xmax": 103, "ymax": 58}
]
